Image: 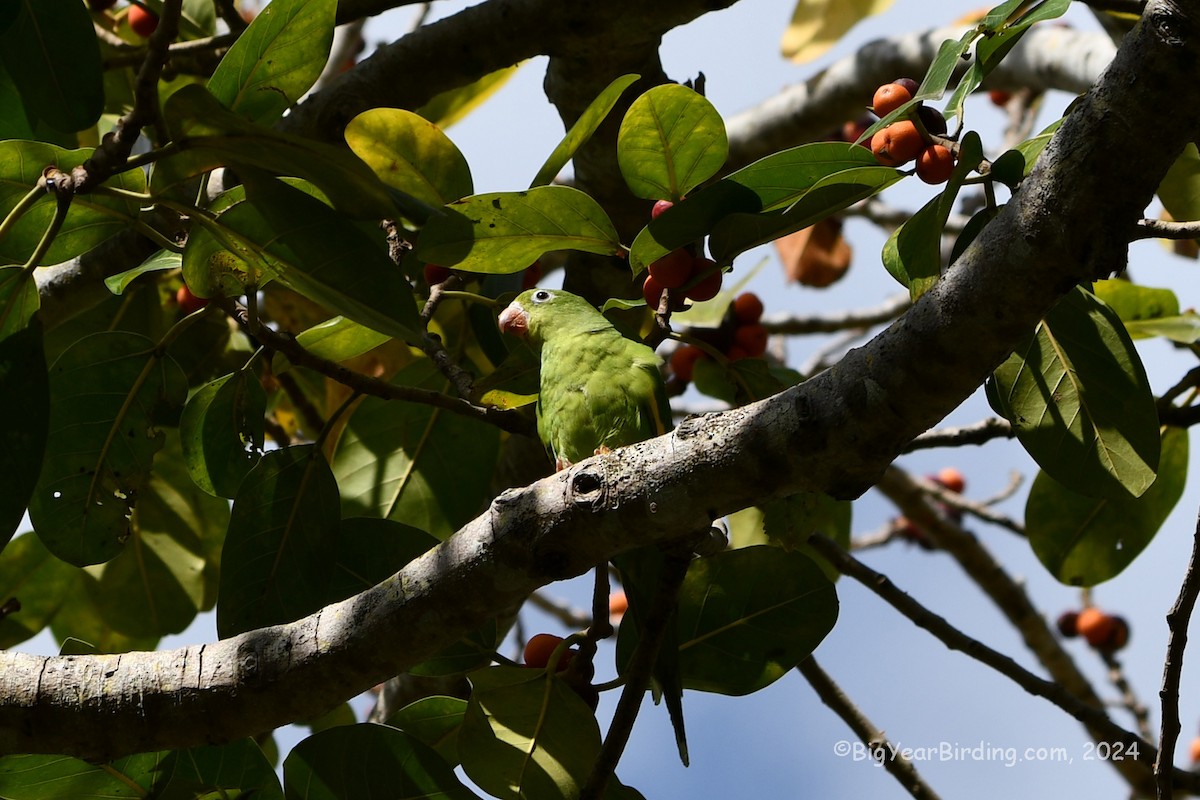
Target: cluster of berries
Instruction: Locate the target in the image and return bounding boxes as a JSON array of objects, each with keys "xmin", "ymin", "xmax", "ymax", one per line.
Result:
[
  {"xmin": 1056, "ymin": 607, "xmax": 1129, "ymax": 653},
  {"xmin": 869, "ymin": 78, "xmax": 956, "ymax": 185},
  {"xmin": 668, "ymin": 292, "xmax": 768, "ymax": 383},
  {"xmin": 895, "ymin": 467, "xmax": 966, "ymax": 549},
  {"xmin": 642, "ymin": 200, "xmax": 723, "ymax": 311}
]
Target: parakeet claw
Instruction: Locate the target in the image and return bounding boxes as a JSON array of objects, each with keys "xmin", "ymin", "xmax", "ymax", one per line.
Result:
[{"xmin": 594, "ymin": 445, "xmax": 612, "ymax": 456}]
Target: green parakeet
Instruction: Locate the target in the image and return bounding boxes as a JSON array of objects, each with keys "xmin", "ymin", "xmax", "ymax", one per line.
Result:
[
  {"xmin": 498, "ymin": 287, "xmax": 689, "ymax": 764},
  {"xmin": 497, "ymin": 287, "xmax": 671, "ymax": 470}
]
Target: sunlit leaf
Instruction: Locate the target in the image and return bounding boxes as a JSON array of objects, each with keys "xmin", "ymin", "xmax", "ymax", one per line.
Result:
[
  {"xmin": 346, "ymin": 107, "xmax": 473, "ymax": 207},
  {"xmin": 105, "ymin": 250, "xmax": 182, "ymax": 296},
  {"xmin": 460, "ymin": 666, "xmax": 601, "ymax": 800},
  {"xmin": 418, "ymin": 65, "xmax": 521, "ymax": 129},
  {"xmin": 532, "ymin": 74, "xmax": 639, "ymax": 188},
  {"xmin": 617, "ymin": 84, "xmax": 728, "ymax": 201},
  {"xmin": 207, "ymin": 0, "xmax": 336, "ymax": 125},
  {"xmin": 780, "ymin": 0, "xmax": 893, "ymax": 64},
  {"xmin": 387, "ymin": 696, "xmax": 468, "ymax": 766},
  {"xmin": 0, "ymin": 533, "xmax": 76, "ymax": 648},
  {"xmin": 415, "ymin": 186, "xmax": 621, "ymax": 275}
]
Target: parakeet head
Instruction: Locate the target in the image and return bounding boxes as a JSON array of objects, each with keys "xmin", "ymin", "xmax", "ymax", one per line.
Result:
[{"xmin": 497, "ymin": 288, "xmax": 612, "ymax": 348}]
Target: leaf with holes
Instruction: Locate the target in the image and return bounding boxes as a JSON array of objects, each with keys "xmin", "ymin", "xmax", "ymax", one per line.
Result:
[
  {"xmin": 180, "ymin": 370, "xmax": 266, "ymax": 498},
  {"xmin": 29, "ymin": 332, "xmax": 187, "ymax": 567}
]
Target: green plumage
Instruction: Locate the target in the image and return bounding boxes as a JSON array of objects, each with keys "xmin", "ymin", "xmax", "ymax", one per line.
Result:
[{"xmin": 506, "ymin": 288, "xmax": 672, "ymax": 467}]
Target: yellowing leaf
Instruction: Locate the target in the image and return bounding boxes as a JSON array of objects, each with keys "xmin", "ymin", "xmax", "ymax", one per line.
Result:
[
  {"xmin": 417, "ymin": 64, "xmax": 521, "ymax": 129},
  {"xmin": 781, "ymin": 0, "xmax": 894, "ymax": 63}
]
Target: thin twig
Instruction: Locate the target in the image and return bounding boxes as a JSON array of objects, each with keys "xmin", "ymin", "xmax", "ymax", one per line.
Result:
[
  {"xmin": 526, "ymin": 590, "xmax": 592, "ymax": 630},
  {"xmin": 912, "ymin": 473, "xmax": 1026, "ymax": 538},
  {"xmin": 217, "ymin": 298, "xmax": 533, "ymax": 435},
  {"xmin": 806, "ymin": 534, "xmax": 1156, "ymax": 766},
  {"xmin": 1133, "ymin": 218, "xmax": 1200, "ymax": 241},
  {"xmin": 762, "ymin": 293, "xmax": 910, "ymax": 336},
  {"xmin": 1154, "ymin": 503, "xmax": 1200, "ymax": 799},
  {"xmin": 418, "ymin": 276, "xmax": 478, "ymax": 400},
  {"xmin": 1100, "ymin": 651, "xmax": 1153, "ymax": 742},
  {"xmin": 797, "ymin": 657, "xmax": 943, "ymax": 800},
  {"xmin": 903, "ymin": 417, "xmax": 1015, "ymax": 452}
]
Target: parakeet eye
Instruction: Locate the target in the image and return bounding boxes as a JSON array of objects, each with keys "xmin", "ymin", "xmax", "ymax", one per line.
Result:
[{"xmin": 532, "ymin": 290, "xmax": 553, "ymax": 303}]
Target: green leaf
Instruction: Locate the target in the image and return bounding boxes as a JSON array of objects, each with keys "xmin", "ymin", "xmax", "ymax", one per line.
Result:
[
  {"xmin": 1092, "ymin": 279, "xmax": 1179, "ymax": 326},
  {"xmin": 1158, "ymin": 143, "xmax": 1200, "ymax": 225},
  {"xmin": 0, "ymin": 751, "xmax": 166, "ymax": 799},
  {"xmin": 532, "ymin": 74, "xmax": 639, "ymax": 188},
  {"xmin": 89, "ymin": 433, "xmax": 227, "ymax": 637},
  {"xmin": 708, "ymin": 164, "xmax": 902, "ymax": 266},
  {"xmin": 617, "ymin": 84, "xmax": 728, "ymax": 201},
  {"xmin": 284, "ymin": 723, "xmax": 479, "ymax": 800},
  {"xmin": 275, "ymin": 315, "xmax": 392, "ymax": 373},
  {"xmin": 333, "ymin": 360, "xmax": 501, "ymax": 540},
  {"xmin": 460, "ymin": 666, "xmax": 601, "ymax": 800},
  {"xmin": 0, "ymin": 274, "xmax": 46, "ymax": 548},
  {"xmin": 388, "ymin": 696, "xmax": 468, "ymax": 767},
  {"xmin": 991, "ymin": 287, "xmax": 1160, "ymax": 498},
  {"xmin": 105, "ymin": 250, "xmax": 182, "ymax": 296},
  {"xmin": 217, "ymin": 444, "xmax": 340, "ymax": 637},
  {"xmin": 1123, "ymin": 314, "xmax": 1200, "ymax": 343},
  {"xmin": 345, "ymin": 107, "xmax": 474, "ymax": 208},
  {"xmin": 161, "ymin": 84, "xmax": 397, "ymax": 220},
  {"xmin": 325, "ymin": 517, "xmax": 438, "ymax": 605},
  {"xmin": 676, "ymin": 546, "xmax": 838, "ymax": 695},
  {"xmin": 29, "ymin": 332, "xmax": 188, "ymax": 567},
  {"xmin": 415, "ymin": 186, "xmax": 621, "ymax": 274},
  {"xmin": 207, "ymin": 0, "xmax": 336, "ymax": 125},
  {"xmin": 629, "ymin": 142, "xmax": 881, "ymax": 270},
  {"xmin": 227, "ymin": 171, "xmax": 421, "ymax": 342},
  {"xmin": 0, "ymin": 533, "xmax": 77, "ymax": 648},
  {"xmin": 408, "ymin": 619, "xmax": 500, "ymax": 677},
  {"xmin": 417, "ymin": 65, "xmax": 521, "ymax": 129},
  {"xmin": 0, "ymin": 141, "xmax": 146, "ymax": 266},
  {"xmin": 50, "ymin": 571, "xmax": 160, "ymax": 654},
  {"xmin": 1027, "ymin": 426, "xmax": 1187, "ymax": 586},
  {"xmin": 0, "ymin": 0, "xmax": 102, "ymax": 133},
  {"xmin": 180, "ymin": 370, "xmax": 266, "ymax": 498},
  {"xmin": 882, "ymin": 131, "xmax": 983, "ymax": 299},
  {"xmin": 1014, "ymin": 118, "xmax": 1062, "ymax": 176},
  {"xmin": 761, "ymin": 493, "xmax": 851, "ymax": 582},
  {"xmin": 156, "ymin": 739, "xmax": 283, "ymax": 800}
]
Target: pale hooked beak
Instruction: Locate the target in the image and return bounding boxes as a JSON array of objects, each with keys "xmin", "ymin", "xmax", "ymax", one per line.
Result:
[{"xmin": 498, "ymin": 301, "xmax": 529, "ymax": 337}]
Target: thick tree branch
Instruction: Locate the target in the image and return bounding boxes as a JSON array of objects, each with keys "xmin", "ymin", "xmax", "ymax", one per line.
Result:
[{"xmin": 5, "ymin": 0, "xmax": 1200, "ymax": 766}]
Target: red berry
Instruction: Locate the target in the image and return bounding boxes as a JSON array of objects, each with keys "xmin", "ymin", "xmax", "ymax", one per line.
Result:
[
  {"xmin": 1076, "ymin": 608, "xmax": 1116, "ymax": 649},
  {"xmin": 521, "ymin": 260, "xmax": 542, "ymax": 290},
  {"xmin": 934, "ymin": 467, "xmax": 966, "ymax": 494},
  {"xmin": 651, "ymin": 199, "xmax": 674, "ymax": 219},
  {"xmin": 643, "ymin": 274, "xmax": 683, "ymax": 311},
  {"xmin": 648, "ymin": 249, "xmax": 695, "ymax": 289},
  {"xmin": 917, "ymin": 105, "xmax": 948, "ymax": 136},
  {"xmin": 523, "ymin": 633, "xmax": 573, "ymax": 671},
  {"xmin": 892, "ymin": 77, "xmax": 919, "ymax": 95},
  {"xmin": 1056, "ymin": 611, "xmax": 1079, "ymax": 638},
  {"xmin": 732, "ymin": 292, "xmax": 764, "ymax": 324},
  {"xmin": 685, "ymin": 258, "xmax": 722, "ymax": 301},
  {"xmin": 669, "ymin": 345, "xmax": 705, "ymax": 382},
  {"xmin": 176, "ymin": 284, "xmax": 208, "ymax": 315},
  {"xmin": 989, "ymin": 90, "xmax": 1013, "ymax": 107},
  {"xmin": 128, "ymin": 4, "xmax": 159, "ymax": 37},
  {"xmin": 726, "ymin": 345, "xmax": 752, "ymax": 362},
  {"xmin": 733, "ymin": 323, "xmax": 768, "ymax": 357},
  {"xmin": 609, "ymin": 590, "xmax": 628, "ymax": 622},
  {"xmin": 872, "ymin": 83, "xmax": 913, "ymax": 117},
  {"xmin": 1190, "ymin": 737, "xmax": 1200, "ymax": 764},
  {"xmin": 424, "ymin": 263, "xmax": 453, "ymax": 286},
  {"xmin": 871, "ymin": 121, "xmax": 924, "ymax": 167},
  {"xmin": 916, "ymin": 145, "xmax": 956, "ymax": 185}
]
